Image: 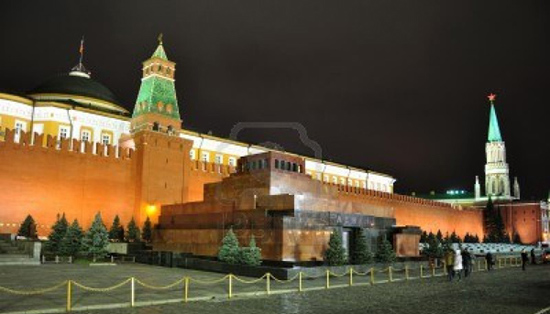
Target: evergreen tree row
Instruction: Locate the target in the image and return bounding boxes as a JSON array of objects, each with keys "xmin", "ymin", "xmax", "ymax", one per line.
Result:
[
  {"xmin": 217, "ymin": 228, "xmax": 261, "ymax": 266},
  {"xmin": 42, "ymin": 213, "xmax": 154, "ymax": 259},
  {"xmin": 325, "ymin": 228, "xmax": 395, "ymax": 266}
]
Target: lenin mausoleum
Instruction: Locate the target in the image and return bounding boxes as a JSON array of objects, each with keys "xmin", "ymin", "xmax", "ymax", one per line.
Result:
[{"xmin": 0, "ymin": 38, "xmax": 546, "ymax": 262}]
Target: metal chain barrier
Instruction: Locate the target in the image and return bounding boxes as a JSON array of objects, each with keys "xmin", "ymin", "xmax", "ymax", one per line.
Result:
[
  {"xmin": 135, "ymin": 278, "xmax": 184, "ymax": 290},
  {"xmin": 188, "ymin": 274, "xmax": 230, "ymax": 285},
  {"xmin": 269, "ymin": 273, "xmax": 300, "ymax": 283},
  {"xmin": 232, "ymin": 273, "xmax": 268, "ymax": 284},
  {"xmin": 72, "ymin": 278, "xmax": 131, "ymax": 292},
  {"xmin": 0, "ymin": 258, "xmax": 526, "ymax": 313},
  {"xmin": 0, "ymin": 280, "xmax": 67, "ymax": 295}
]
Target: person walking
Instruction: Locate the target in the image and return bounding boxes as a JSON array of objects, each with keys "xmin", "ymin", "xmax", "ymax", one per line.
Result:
[
  {"xmin": 445, "ymin": 249, "xmax": 455, "ymax": 281},
  {"xmin": 521, "ymin": 249, "xmax": 529, "ymax": 271},
  {"xmin": 454, "ymin": 249, "xmax": 463, "ymax": 281},
  {"xmin": 531, "ymin": 248, "xmax": 536, "ymax": 265},
  {"xmin": 486, "ymin": 252, "xmax": 493, "ymax": 271},
  {"xmin": 462, "ymin": 249, "xmax": 471, "ymax": 278}
]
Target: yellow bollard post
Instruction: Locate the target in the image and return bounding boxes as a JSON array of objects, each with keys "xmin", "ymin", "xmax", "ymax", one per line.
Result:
[
  {"xmin": 420, "ymin": 265, "xmax": 423, "ymax": 279},
  {"xmin": 66, "ymin": 280, "xmax": 72, "ymax": 312},
  {"xmin": 266, "ymin": 273, "xmax": 271, "ymax": 295},
  {"xmin": 388, "ymin": 267, "xmax": 393, "ymax": 282},
  {"xmin": 431, "ymin": 265, "xmax": 435, "ymax": 277},
  {"xmin": 325, "ymin": 270, "xmax": 330, "ymax": 289},
  {"xmin": 131, "ymin": 277, "xmax": 135, "ymax": 307},
  {"xmin": 228, "ymin": 274, "xmax": 233, "ymax": 299},
  {"xmin": 370, "ymin": 267, "xmax": 374, "ymax": 285},
  {"xmin": 484, "ymin": 259, "xmax": 488, "ymax": 271},
  {"xmin": 405, "ymin": 265, "xmax": 409, "ymax": 281},
  {"xmin": 349, "ymin": 267, "xmax": 353, "ymax": 287},
  {"xmin": 184, "ymin": 277, "xmax": 189, "ymax": 303},
  {"xmin": 298, "ymin": 272, "xmax": 303, "ymax": 292}
]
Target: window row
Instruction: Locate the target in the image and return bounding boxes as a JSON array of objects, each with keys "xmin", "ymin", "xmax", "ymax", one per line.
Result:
[
  {"xmin": 189, "ymin": 150, "xmax": 237, "ymax": 167},
  {"xmin": 274, "ymin": 159, "xmax": 301, "ymax": 173}
]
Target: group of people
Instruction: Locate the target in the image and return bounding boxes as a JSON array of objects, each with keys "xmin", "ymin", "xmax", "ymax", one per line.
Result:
[
  {"xmin": 520, "ymin": 248, "xmax": 537, "ymax": 271},
  {"xmin": 444, "ymin": 248, "xmax": 475, "ymax": 281},
  {"xmin": 444, "ymin": 247, "xmax": 539, "ymax": 281}
]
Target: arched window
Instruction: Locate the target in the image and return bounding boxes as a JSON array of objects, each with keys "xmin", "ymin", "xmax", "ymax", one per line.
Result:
[
  {"xmin": 152, "ymin": 122, "xmax": 160, "ymax": 131},
  {"xmin": 275, "ymin": 159, "xmax": 279, "ymax": 169}
]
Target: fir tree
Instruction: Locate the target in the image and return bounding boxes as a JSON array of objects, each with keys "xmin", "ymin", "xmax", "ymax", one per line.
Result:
[
  {"xmin": 46, "ymin": 213, "xmax": 69, "ymax": 254},
  {"xmin": 108, "ymin": 215, "xmax": 124, "ymax": 242},
  {"xmin": 423, "ymin": 232, "xmax": 443, "ymax": 259},
  {"xmin": 420, "ymin": 230, "xmax": 428, "ymax": 243},
  {"xmin": 239, "ymin": 236, "xmax": 262, "ymax": 266},
  {"xmin": 473, "ymin": 234, "xmax": 480, "ymax": 243},
  {"xmin": 218, "ymin": 227, "xmax": 240, "ymax": 264},
  {"xmin": 142, "ymin": 216, "xmax": 152, "ymax": 242},
  {"xmin": 464, "ymin": 233, "xmax": 471, "ymax": 243},
  {"xmin": 325, "ymin": 228, "xmax": 348, "ymax": 266},
  {"xmin": 351, "ymin": 228, "xmax": 373, "ymax": 264},
  {"xmin": 17, "ymin": 215, "xmax": 37, "ymax": 239},
  {"xmin": 375, "ymin": 235, "xmax": 396, "ymax": 263},
  {"xmin": 59, "ymin": 219, "xmax": 83, "ymax": 257},
  {"xmin": 436, "ymin": 230, "xmax": 443, "ymax": 242},
  {"xmin": 82, "ymin": 212, "xmax": 110, "ymax": 261},
  {"xmin": 127, "ymin": 217, "xmax": 140, "ymax": 242},
  {"xmin": 512, "ymin": 232, "xmax": 522, "ymax": 244},
  {"xmin": 502, "ymin": 230, "xmax": 511, "ymax": 244},
  {"xmin": 450, "ymin": 231, "xmax": 459, "ymax": 243}
]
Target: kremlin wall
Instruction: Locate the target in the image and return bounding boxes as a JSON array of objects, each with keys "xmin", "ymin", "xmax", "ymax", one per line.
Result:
[{"xmin": 0, "ymin": 38, "xmax": 544, "ymax": 262}]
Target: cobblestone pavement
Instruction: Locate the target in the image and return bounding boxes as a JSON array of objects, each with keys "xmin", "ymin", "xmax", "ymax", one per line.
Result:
[{"xmin": 1, "ymin": 263, "xmax": 549, "ymax": 314}]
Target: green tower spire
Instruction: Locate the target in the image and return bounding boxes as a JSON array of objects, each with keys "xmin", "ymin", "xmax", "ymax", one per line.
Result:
[
  {"xmin": 132, "ymin": 34, "xmax": 181, "ymax": 132},
  {"xmin": 487, "ymin": 93, "xmax": 502, "ymax": 142}
]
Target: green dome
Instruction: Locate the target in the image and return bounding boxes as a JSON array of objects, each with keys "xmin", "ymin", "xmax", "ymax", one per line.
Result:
[{"xmin": 30, "ymin": 72, "xmax": 118, "ymax": 104}]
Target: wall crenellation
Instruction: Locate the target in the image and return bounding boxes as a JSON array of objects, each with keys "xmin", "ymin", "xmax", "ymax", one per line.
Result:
[
  {"xmin": 1, "ymin": 128, "xmax": 133, "ymax": 160},
  {"xmin": 328, "ymin": 181, "xmax": 458, "ymax": 209}
]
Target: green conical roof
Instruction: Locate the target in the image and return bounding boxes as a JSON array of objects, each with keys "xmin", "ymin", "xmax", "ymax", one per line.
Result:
[
  {"xmin": 488, "ymin": 104, "xmax": 503, "ymax": 142},
  {"xmin": 132, "ymin": 41, "xmax": 180, "ymax": 121},
  {"xmin": 152, "ymin": 43, "xmax": 167, "ymax": 60}
]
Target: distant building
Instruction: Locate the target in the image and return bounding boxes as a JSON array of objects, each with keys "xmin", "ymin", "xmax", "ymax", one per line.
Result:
[{"xmin": 417, "ymin": 95, "xmax": 547, "ymax": 244}]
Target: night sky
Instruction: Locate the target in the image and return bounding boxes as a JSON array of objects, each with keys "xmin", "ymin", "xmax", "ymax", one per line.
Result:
[{"xmin": 1, "ymin": 1, "xmax": 549, "ymax": 199}]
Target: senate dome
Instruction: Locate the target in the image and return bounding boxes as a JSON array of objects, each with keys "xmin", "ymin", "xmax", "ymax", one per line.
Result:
[{"xmin": 28, "ymin": 67, "xmax": 129, "ymax": 116}]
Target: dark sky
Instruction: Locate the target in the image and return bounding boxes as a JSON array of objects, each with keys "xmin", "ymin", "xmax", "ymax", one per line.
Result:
[{"xmin": 1, "ymin": 1, "xmax": 549, "ymax": 199}]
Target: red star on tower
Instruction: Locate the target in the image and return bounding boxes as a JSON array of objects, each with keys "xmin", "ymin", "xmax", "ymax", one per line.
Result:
[{"xmin": 488, "ymin": 93, "xmax": 496, "ymax": 103}]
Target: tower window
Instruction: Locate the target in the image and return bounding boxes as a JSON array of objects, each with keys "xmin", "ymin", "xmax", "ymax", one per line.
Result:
[
  {"xmin": 190, "ymin": 150, "xmax": 196, "ymax": 160},
  {"xmin": 228, "ymin": 157, "xmax": 237, "ymax": 167}
]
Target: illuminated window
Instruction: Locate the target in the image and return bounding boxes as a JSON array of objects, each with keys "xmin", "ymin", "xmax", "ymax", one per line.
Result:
[
  {"xmin": 323, "ymin": 175, "xmax": 329, "ymax": 182},
  {"xmin": 332, "ymin": 177, "xmax": 338, "ymax": 184},
  {"xmin": 201, "ymin": 152, "xmax": 209, "ymax": 163},
  {"xmin": 81, "ymin": 130, "xmax": 91, "ymax": 142},
  {"xmin": 14, "ymin": 120, "xmax": 27, "ymax": 143},
  {"xmin": 340, "ymin": 178, "xmax": 346, "ymax": 185},
  {"xmin": 228, "ymin": 157, "xmax": 236, "ymax": 167},
  {"xmin": 101, "ymin": 133, "xmax": 111, "ymax": 145},
  {"xmin": 190, "ymin": 150, "xmax": 196, "ymax": 160},
  {"xmin": 362, "ymin": 182, "xmax": 367, "ymax": 189},
  {"xmin": 215, "ymin": 154, "xmax": 223, "ymax": 164},
  {"xmin": 355, "ymin": 181, "xmax": 360, "ymax": 188}
]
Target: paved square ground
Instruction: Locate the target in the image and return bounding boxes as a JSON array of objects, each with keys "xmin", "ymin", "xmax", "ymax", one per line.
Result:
[{"xmin": 0, "ymin": 262, "xmax": 548, "ymax": 314}]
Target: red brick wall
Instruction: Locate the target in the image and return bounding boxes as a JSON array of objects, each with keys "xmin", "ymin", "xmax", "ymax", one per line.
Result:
[{"xmin": 0, "ymin": 131, "xmax": 135, "ymax": 236}]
